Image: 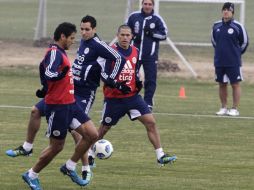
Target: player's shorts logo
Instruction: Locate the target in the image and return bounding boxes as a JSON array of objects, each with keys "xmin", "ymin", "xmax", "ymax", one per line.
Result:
[
  {"xmin": 53, "ymin": 130, "xmax": 61, "ymax": 136},
  {"xmin": 105, "ymin": 117, "xmax": 112, "ymax": 123}
]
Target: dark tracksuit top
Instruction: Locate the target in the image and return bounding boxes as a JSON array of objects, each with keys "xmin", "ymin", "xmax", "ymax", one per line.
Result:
[
  {"xmin": 126, "ymin": 9, "xmax": 167, "ymax": 106},
  {"xmin": 72, "ymin": 35, "xmax": 126, "ymax": 98},
  {"xmin": 211, "ymin": 18, "xmax": 248, "ymax": 67}
]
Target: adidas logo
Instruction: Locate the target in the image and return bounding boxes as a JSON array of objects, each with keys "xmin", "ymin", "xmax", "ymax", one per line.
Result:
[
  {"xmin": 122, "ymin": 60, "xmax": 134, "ymax": 74},
  {"xmin": 119, "ymin": 60, "xmax": 134, "ymax": 82}
]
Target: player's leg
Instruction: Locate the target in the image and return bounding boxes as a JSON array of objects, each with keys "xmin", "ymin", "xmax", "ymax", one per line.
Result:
[
  {"xmin": 138, "ymin": 113, "xmax": 161, "ymax": 148},
  {"xmin": 22, "ymin": 104, "xmax": 70, "ymax": 189},
  {"xmin": 74, "ymin": 93, "xmax": 96, "ymax": 175},
  {"xmin": 61, "ymin": 103, "xmax": 98, "ymax": 186},
  {"xmin": 89, "ymin": 99, "xmax": 124, "ymax": 166},
  {"xmin": 227, "ymin": 66, "xmax": 242, "ymax": 116},
  {"xmin": 61, "ymin": 120, "xmax": 97, "ymax": 185},
  {"xmin": 142, "ymin": 60, "xmax": 157, "ymax": 110},
  {"xmin": 6, "ymin": 99, "xmax": 45, "ymax": 157},
  {"xmin": 138, "ymin": 113, "xmax": 177, "ymax": 166},
  {"xmin": 231, "ymin": 82, "xmax": 241, "ymax": 109},
  {"xmin": 215, "ymin": 67, "xmax": 229, "ymax": 115},
  {"xmin": 70, "ymin": 130, "xmax": 93, "ymax": 181},
  {"xmin": 23, "ymin": 137, "xmax": 65, "ymax": 190},
  {"xmin": 219, "ymin": 83, "xmax": 228, "ymax": 108},
  {"xmin": 128, "ymin": 95, "xmax": 177, "ymax": 166}
]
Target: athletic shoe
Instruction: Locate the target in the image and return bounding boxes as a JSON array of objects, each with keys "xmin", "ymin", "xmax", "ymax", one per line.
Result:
[
  {"xmin": 157, "ymin": 154, "xmax": 177, "ymax": 166},
  {"xmin": 82, "ymin": 170, "xmax": 93, "ymax": 182},
  {"xmin": 227, "ymin": 108, "xmax": 239, "ymax": 116},
  {"xmin": 88, "ymin": 155, "xmax": 96, "ymax": 168},
  {"xmin": 6, "ymin": 145, "xmax": 33, "ymax": 157},
  {"xmin": 22, "ymin": 172, "xmax": 42, "ymax": 190},
  {"xmin": 60, "ymin": 164, "xmax": 89, "ymax": 186},
  {"xmin": 216, "ymin": 108, "xmax": 228, "ymax": 116}
]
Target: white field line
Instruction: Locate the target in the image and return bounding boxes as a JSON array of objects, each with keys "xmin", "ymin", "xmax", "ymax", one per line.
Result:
[
  {"xmin": 1, "ymin": 104, "xmax": 254, "ymax": 120},
  {"xmin": 0, "ymin": 105, "xmax": 31, "ymax": 109}
]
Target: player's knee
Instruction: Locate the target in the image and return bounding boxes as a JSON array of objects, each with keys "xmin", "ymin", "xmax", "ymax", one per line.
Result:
[
  {"xmin": 52, "ymin": 142, "xmax": 64, "ymax": 154},
  {"xmin": 90, "ymin": 129, "xmax": 98, "ymax": 143},
  {"xmin": 145, "ymin": 120, "xmax": 156, "ymax": 131},
  {"xmin": 31, "ymin": 106, "xmax": 41, "ymax": 119},
  {"xmin": 84, "ymin": 126, "xmax": 98, "ymax": 144}
]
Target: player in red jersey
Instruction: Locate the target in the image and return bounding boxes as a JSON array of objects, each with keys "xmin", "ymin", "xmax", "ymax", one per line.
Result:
[
  {"xmin": 21, "ymin": 22, "xmax": 98, "ymax": 190},
  {"xmin": 89, "ymin": 25, "xmax": 177, "ymax": 167}
]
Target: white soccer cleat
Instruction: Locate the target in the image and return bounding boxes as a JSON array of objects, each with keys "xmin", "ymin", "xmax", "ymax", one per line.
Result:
[
  {"xmin": 216, "ymin": 108, "xmax": 228, "ymax": 116},
  {"xmin": 227, "ymin": 108, "xmax": 239, "ymax": 116}
]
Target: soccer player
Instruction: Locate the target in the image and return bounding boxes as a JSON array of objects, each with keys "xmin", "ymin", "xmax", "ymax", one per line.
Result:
[
  {"xmin": 21, "ymin": 22, "xmax": 99, "ymax": 189},
  {"xmin": 90, "ymin": 24, "xmax": 176, "ymax": 167},
  {"xmin": 211, "ymin": 2, "xmax": 248, "ymax": 116},
  {"xmin": 6, "ymin": 15, "xmax": 128, "ymax": 183},
  {"xmin": 126, "ymin": 0, "xmax": 168, "ymax": 110},
  {"xmin": 70, "ymin": 14, "xmax": 129, "ymax": 177}
]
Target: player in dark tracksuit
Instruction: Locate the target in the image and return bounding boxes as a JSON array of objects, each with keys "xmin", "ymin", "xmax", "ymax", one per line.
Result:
[
  {"xmin": 211, "ymin": 2, "xmax": 248, "ymax": 116},
  {"xmin": 126, "ymin": 0, "xmax": 167, "ymax": 110}
]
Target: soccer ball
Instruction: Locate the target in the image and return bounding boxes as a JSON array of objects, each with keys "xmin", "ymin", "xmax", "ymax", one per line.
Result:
[{"xmin": 93, "ymin": 139, "xmax": 113, "ymax": 159}]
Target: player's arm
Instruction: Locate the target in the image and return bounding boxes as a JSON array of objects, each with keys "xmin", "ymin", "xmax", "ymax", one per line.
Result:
[
  {"xmin": 36, "ymin": 61, "xmax": 48, "ymax": 98},
  {"xmin": 144, "ymin": 17, "xmax": 168, "ymax": 41},
  {"xmin": 126, "ymin": 14, "xmax": 140, "ymax": 43},
  {"xmin": 238, "ymin": 24, "xmax": 249, "ymax": 54},
  {"xmin": 97, "ymin": 41, "xmax": 126, "ymax": 80},
  {"xmin": 44, "ymin": 49, "xmax": 69, "ymax": 81},
  {"xmin": 134, "ymin": 53, "xmax": 143, "ymax": 93},
  {"xmin": 100, "ymin": 59, "xmax": 131, "ymax": 94},
  {"xmin": 211, "ymin": 25, "xmax": 216, "ymax": 48}
]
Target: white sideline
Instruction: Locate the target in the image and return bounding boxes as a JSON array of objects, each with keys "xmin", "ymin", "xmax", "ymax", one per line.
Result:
[
  {"xmin": 1, "ymin": 104, "xmax": 254, "ymax": 120},
  {"xmin": 0, "ymin": 105, "xmax": 31, "ymax": 109}
]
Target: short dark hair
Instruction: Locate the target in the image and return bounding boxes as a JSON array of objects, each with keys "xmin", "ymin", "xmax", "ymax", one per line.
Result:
[
  {"xmin": 81, "ymin": 15, "xmax": 97, "ymax": 29},
  {"xmin": 54, "ymin": 22, "xmax": 77, "ymax": 41},
  {"xmin": 117, "ymin": 24, "xmax": 132, "ymax": 34},
  {"xmin": 222, "ymin": 2, "xmax": 234, "ymax": 14}
]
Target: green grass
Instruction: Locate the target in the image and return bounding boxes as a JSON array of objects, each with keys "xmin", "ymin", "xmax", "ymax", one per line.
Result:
[
  {"xmin": 1, "ymin": 66, "xmax": 254, "ymax": 189},
  {"xmin": 0, "ymin": 0, "xmax": 253, "ymax": 47}
]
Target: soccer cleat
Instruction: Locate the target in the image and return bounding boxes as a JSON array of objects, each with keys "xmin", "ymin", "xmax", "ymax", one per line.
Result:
[
  {"xmin": 22, "ymin": 172, "xmax": 42, "ymax": 190},
  {"xmin": 60, "ymin": 164, "xmax": 89, "ymax": 186},
  {"xmin": 216, "ymin": 108, "xmax": 228, "ymax": 116},
  {"xmin": 227, "ymin": 108, "xmax": 239, "ymax": 116},
  {"xmin": 88, "ymin": 155, "xmax": 96, "ymax": 168},
  {"xmin": 82, "ymin": 170, "xmax": 93, "ymax": 182},
  {"xmin": 6, "ymin": 145, "xmax": 33, "ymax": 157},
  {"xmin": 157, "ymin": 154, "xmax": 177, "ymax": 166}
]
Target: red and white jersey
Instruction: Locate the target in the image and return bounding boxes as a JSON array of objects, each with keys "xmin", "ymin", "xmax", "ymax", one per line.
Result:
[
  {"xmin": 104, "ymin": 44, "xmax": 139, "ymax": 98},
  {"xmin": 42, "ymin": 45, "xmax": 75, "ymax": 104}
]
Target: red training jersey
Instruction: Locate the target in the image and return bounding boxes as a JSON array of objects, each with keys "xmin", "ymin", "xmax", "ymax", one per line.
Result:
[
  {"xmin": 43, "ymin": 46, "xmax": 75, "ymax": 104},
  {"xmin": 103, "ymin": 44, "xmax": 139, "ymax": 98}
]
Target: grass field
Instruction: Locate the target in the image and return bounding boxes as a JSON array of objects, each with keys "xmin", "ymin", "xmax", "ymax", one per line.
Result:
[
  {"xmin": 1, "ymin": 66, "xmax": 254, "ymax": 190},
  {"xmin": 0, "ymin": 0, "xmax": 254, "ymax": 47}
]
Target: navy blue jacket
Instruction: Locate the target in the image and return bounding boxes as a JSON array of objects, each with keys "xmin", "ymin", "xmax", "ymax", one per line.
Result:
[
  {"xmin": 127, "ymin": 9, "xmax": 167, "ymax": 61},
  {"xmin": 211, "ymin": 19, "xmax": 248, "ymax": 67},
  {"xmin": 72, "ymin": 35, "xmax": 126, "ymax": 97}
]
